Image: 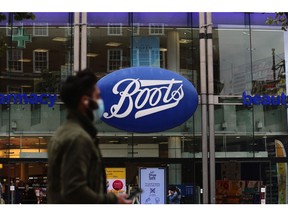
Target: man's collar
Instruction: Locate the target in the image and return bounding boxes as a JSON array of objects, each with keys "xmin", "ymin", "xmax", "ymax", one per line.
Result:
[{"xmin": 67, "ymin": 110, "xmax": 98, "ymax": 138}]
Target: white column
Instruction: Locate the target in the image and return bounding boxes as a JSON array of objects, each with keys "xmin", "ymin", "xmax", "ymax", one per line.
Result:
[
  {"xmin": 168, "ymin": 137, "xmax": 181, "ymax": 184},
  {"xmin": 167, "ymin": 31, "xmax": 180, "ymax": 72},
  {"xmin": 81, "ymin": 12, "xmax": 87, "ymax": 70},
  {"xmin": 199, "ymin": 12, "xmax": 209, "ymax": 204}
]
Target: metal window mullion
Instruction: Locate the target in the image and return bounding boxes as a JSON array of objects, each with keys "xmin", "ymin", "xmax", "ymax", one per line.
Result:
[{"xmin": 207, "ymin": 12, "xmax": 215, "ymax": 204}]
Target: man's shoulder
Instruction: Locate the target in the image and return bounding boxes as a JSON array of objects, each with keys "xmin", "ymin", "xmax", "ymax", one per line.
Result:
[
  {"xmin": 50, "ymin": 120, "xmax": 93, "ymax": 147},
  {"xmin": 58, "ymin": 120, "xmax": 90, "ymax": 137}
]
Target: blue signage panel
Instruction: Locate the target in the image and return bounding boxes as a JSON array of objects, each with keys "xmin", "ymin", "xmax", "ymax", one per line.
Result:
[
  {"xmin": 242, "ymin": 92, "xmax": 288, "ymax": 106},
  {"xmin": 0, "ymin": 93, "xmax": 57, "ymax": 107},
  {"xmin": 97, "ymin": 67, "xmax": 198, "ymax": 133}
]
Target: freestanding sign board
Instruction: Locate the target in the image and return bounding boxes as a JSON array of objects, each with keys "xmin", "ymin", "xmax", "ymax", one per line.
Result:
[{"xmin": 139, "ymin": 167, "xmax": 166, "ymax": 204}]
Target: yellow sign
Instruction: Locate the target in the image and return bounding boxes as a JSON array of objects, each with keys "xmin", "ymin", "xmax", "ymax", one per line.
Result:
[
  {"xmin": 106, "ymin": 168, "xmax": 126, "ymax": 179},
  {"xmin": 105, "ymin": 168, "xmax": 126, "ymax": 195}
]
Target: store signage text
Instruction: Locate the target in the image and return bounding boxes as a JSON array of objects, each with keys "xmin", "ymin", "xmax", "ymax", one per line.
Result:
[
  {"xmin": 242, "ymin": 92, "xmax": 287, "ymax": 106},
  {"xmin": 97, "ymin": 67, "xmax": 198, "ymax": 133},
  {"xmin": 103, "ymin": 78, "xmax": 184, "ymax": 119},
  {"xmin": 0, "ymin": 93, "xmax": 57, "ymax": 107}
]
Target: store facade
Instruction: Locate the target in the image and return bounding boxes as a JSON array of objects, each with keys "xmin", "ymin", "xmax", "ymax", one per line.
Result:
[{"xmin": 0, "ymin": 12, "xmax": 287, "ymax": 204}]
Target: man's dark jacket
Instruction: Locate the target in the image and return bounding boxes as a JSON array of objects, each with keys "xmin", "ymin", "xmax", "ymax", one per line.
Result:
[{"xmin": 47, "ymin": 112, "xmax": 117, "ymax": 204}]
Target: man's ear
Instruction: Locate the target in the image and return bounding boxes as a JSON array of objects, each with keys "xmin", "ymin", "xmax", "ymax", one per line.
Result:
[{"xmin": 81, "ymin": 95, "xmax": 89, "ymax": 108}]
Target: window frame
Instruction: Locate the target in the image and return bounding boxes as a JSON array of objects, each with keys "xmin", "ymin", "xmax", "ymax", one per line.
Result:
[
  {"xmin": 33, "ymin": 23, "xmax": 49, "ymax": 37},
  {"xmin": 6, "ymin": 49, "xmax": 23, "ymax": 72},
  {"xmin": 33, "ymin": 50, "xmax": 49, "ymax": 73},
  {"xmin": 107, "ymin": 23, "xmax": 123, "ymax": 36},
  {"xmin": 107, "ymin": 49, "xmax": 123, "ymax": 72}
]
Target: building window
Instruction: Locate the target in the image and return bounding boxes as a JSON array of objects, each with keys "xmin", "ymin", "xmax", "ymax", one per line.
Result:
[
  {"xmin": 149, "ymin": 23, "xmax": 164, "ymax": 35},
  {"xmin": 107, "ymin": 49, "xmax": 122, "ymax": 72},
  {"xmin": 7, "ymin": 49, "xmax": 23, "ymax": 72},
  {"xmin": 108, "ymin": 23, "xmax": 122, "ymax": 36},
  {"xmin": 132, "ymin": 23, "xmax": 140, "ymax": 35},
  {"xmin": 33, "ymin": 23, "xmax": 49, "ymax": 37},
  {"xmin": 33, "ymin": 50, "xmax": 49, "ymax": 73},
  {"xmin": 6, "ymin": 24, "xmax": 22, "ymax": 36}
]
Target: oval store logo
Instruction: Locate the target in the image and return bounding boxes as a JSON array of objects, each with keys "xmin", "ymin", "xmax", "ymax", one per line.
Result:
[{"xmin": 97, "ymin": 67, "xmax": 198, "ymax": 133}]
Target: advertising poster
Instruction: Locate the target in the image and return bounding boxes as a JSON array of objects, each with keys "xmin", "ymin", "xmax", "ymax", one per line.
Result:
[
  {"xmin": 216, "ymin": 180, "xmax": 229, "ymax": 204},
  {"xmin": 139, "ymin": 167, "xmax": 166, "ymax": 204},
  {"xmin": 275, "ymin": 139, "xmax": 288, "ymax": 204},
  {"xmin": 105, "ymin": 168, "xmax": 126, "ymax": 195},
  {"xmin": 216, "ymin": 180, "xmax": 260, "ymax": 204}
]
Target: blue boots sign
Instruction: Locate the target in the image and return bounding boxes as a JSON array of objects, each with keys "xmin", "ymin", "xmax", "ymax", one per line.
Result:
[{"xmin": 97, "ymin": 67, "xmax": 198, "ymax": 133}]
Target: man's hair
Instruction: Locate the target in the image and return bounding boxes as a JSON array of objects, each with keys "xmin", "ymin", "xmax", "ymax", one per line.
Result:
[{"xmin": 60, "ymin": 70, "xmax": 98, "ymax": 110}]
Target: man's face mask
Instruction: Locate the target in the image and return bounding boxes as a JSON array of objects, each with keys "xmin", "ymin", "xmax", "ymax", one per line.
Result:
[{"xmin": 88, "ymin": 98, "xmax": 105, "ymax": 123}]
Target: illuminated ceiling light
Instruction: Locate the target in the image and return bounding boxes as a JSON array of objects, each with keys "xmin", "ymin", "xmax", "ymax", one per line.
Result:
[
  {"xmin": 105, "ymin": 42, "xmax": 122, "ymax": 47},
  {"xmin": 124, "ymin": 137, "xmax": 128, "ymax": 139},
  {"xmin": 236, "ymin": 136, "xmax": 240, "ymax": 139},
  {"xmin": 87, "ymin": 53, "xmax": 99, "ymax": 57},
  {"xmin": 152, "ymin": 137, "xmax": 157, "ymax": 139},
  {"xmin": 52, "ymin": 37, "xmax": 68, "ymax": 42},
  {"xmin": 0, "ymin": 164, "xmax": 3, "ymax": 169},
  {"xmin": 18, "ymin": 59, "xmax": 31, "ymax": 63},
  {"xmin": 10, "ymin": 137, "xmax": 15, "ymax": 139},
  {"xmin": 160, "ymin": 48, "xmax": 167, "ymax": 52},
  {"xmin": 109, "ymin": 140, "xmax": 119, "ymax": 143},
  {"xmin": 38, "ymin": 137, "xmax": 43, "ymax": 139},
  {"xmin": 34, "ymin": 49, "xmax": 48, "ymax": 52},
  {"xmin": 179, "ymin": 39, "xmax": 192, "ymax": 44}
]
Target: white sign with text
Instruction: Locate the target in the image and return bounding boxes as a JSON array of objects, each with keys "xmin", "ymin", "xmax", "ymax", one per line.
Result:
[{"xmin": 139, "ymin": 167, "xmax": 166, "ymax": 204}]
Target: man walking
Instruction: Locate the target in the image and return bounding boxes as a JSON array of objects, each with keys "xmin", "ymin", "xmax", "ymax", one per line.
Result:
[{"xmin": 47, "ymin": 70, "xmax": 131, "ymax": 204}]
